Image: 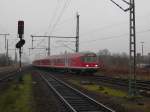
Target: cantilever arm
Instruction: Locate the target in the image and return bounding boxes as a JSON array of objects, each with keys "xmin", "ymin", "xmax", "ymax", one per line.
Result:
[
  {"xmin": 110, "ymin": 0, "xmax": 132, "ymax": 12},
  {"xmin": 122, "ymin": 0, "xmax": 130, "ymax": 5}
]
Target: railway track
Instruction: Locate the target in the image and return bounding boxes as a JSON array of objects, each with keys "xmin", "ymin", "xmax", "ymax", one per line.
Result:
[
  {"xmin": 0, "ymin": 66, "xmax": 30, "ymax": 82},
  {"xmin": 39, "ymin": 71, "xmax": 115, "ymax": 112},
  {"xmin": 45, "ymin": 71, "xmax": 150, "ymax": 92},
  {"xmin": 0, "ymin": 70, "xmax": 19, "ymax": 82},
  {"xmin": 88, "ymin": 75, "xmax": 150, "ymax": 92}
]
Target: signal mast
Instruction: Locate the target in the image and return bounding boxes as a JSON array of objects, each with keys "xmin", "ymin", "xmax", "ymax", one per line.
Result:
[{"xmin": 16, "ymin": 21, "xmax": 25, "ymax": 71}]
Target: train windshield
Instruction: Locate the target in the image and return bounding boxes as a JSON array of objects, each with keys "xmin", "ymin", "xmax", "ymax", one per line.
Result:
[{"xmin": 82, "ymin": 55, "xmax": 97, "ymax": 63}]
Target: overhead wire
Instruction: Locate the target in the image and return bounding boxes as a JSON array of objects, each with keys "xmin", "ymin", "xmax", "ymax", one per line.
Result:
[
  {"xmin": 33, "ymin": 0, "xmax": 150, "ymax": 54},
  {"xmin": 52, "ymin": 16, "xmax": 75, "ymax": 31},
  {"xmin": 44, "ymin": 1, "xmax": 62, "ymax": 36},
  {"xmin": 35, "ymin": 0, "xmax": 71, "ymax": 48},
  {"xmin": 35, "ymin": 1, "xmax": 61, "ymax": 47},
  {"xmin": 49, "ymin": 0, "xmax": 71, "ymax": 35},
  {"xmin": 80, "ymin": 18, "xmax": 150, "ymax": 37},
  {"xmin": 80, "ymin": 21, "xmax": 128, "ymax": 36},
  {"xmin": 80, "ymin": 29, "xmax": 150, "ymax": 45},
  {"xmin": 50, "ymin": 0, "xmax": 77, "ymax": 53}
]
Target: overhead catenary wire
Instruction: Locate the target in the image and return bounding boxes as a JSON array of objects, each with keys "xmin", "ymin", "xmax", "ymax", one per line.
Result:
[
  {"xmin": 52, "ymin": 16, "xmax": 75, "ymax": 31},
  {"xmin": 35, "ymin": 1, "xmax": 61, "ymax": 47},
  {"xmin": 80, "ymin": 13, "xmax": 150, "ymax": 37},
  {"xmin": 35, "ymin": 0, "xmax": 71, "ymax": 48},
  {"xmin": 32, "ymin": 0, "xmax": 150, "ymax": 55},
  {"xmin": 44, "ymin": 1, "xmax": 62, "ymax": 36},
  {"xmin": 80, "ymin": 29, "xmax": 150, "ymax": 45},
  {"xmin": 48, "ymin": 0, "xmax": 71, "ymax": 35},
  {"xmin": 35, "ymin": 17, "xmax": 74, "ymax": 48},
  {"xmin": 80, "ymin": 21, "xmax": 128, "ymax": 36}
]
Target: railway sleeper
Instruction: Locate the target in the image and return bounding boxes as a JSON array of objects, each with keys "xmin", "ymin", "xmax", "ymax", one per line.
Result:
[
  {"xmin": 41, "ymin": 71, "xmax": 115, "ymax": 112},
  {"xmin": 139, "ymin": 90, "xmax": 150, "ymax": 97},
  {"xmin": 74, "ymin": 107, "xmax": 100, "ymax": 112}
]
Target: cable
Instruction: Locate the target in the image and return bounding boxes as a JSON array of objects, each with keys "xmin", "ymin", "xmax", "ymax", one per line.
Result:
[
  {"xmin": 35, "ymin": 0, "xmax": 71, "ymax": 48},
  {"xmin": 33, "ymin": 0, "xmax": 150, "ymax": 54},
  {"xmin": 81, "ymin": 33, "xmax": 128, "ymax": 44},
  {"xmin": 81, "ymin": 29, "xmax": 150, "ymax": 45},
  {"xmin": 35, "ymin": 0, "xmax": 62, "ymax": 47},
  {"xmin": 52, "ymin": 16, "xmax": 75, "ymax": 31},
  {"xmin": 80, "ymin": 21, "xmax": 128, "ymax": 36},
  {"xmin": 80, "ymin": 12, "xmax": 150, "ymax": 37},
  {"xmin": 49, "ymin": 0, "xmax": 71, "ymax": 35},
  {"xmin": 35, "ymin": 16, "xmax": 74, "ymax": 47},
  {"xmin": 44, "ymin": 1, "xmax": 61, "ymax": 36}
]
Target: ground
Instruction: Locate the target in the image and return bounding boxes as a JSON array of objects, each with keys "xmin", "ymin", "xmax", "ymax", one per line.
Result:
[
  {"xmin": 0, "ymin": 68, "xmax": 150, "ymax": 112},
  {"xmin": 0, "ymin": 71, "xmax": 61, "ymax": 112},
  {"xmin": 32, "ymin": 71, "xmax": 60, "ymax": 112},
  {"xmin": 65, "ymin": 76, "xmax": 150, "ymax": 112},
  {"xmin": 98, "ymin": 67, "xmax": 150, "ymax": 80},
  {"xmin": 0, "ymin": 74, "xmax": 34, "ymax": 112}
]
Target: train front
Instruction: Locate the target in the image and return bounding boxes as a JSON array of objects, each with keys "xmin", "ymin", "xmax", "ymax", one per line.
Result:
[{"xmin": 80, "ymin": 53, "xmax": 101, "ymax": 73}]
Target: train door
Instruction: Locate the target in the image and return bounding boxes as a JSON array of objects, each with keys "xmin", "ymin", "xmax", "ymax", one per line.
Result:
[{"xmin": 65, "ymin": 51, "xmax": 68, "ymax": 68}]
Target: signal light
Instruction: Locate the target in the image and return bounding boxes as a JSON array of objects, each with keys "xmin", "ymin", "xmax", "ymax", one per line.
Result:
[
  {"xmin": 18, "ymin": 21, "xmax": 24, "ymax": 37},
  {"xmin": 16, "ymin": 39, "xmax": 25, "ymax": 48}
]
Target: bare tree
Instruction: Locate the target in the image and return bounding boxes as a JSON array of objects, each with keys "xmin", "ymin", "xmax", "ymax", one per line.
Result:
[
  {"xmin": 0, "ymin": 54, "xmax": 13, "ymax": 66},
  {"xmin": 97, "ymin": 49, "xmax": 129, "ymax": 68}
]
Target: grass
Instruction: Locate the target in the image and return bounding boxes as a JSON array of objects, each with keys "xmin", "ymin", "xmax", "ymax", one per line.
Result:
[
  {"xmin": 0, "ymin": 74, "xmax": 34, "ymax": 112},
  {"xmin": 96, "ymin": 68, "xmax": 150, "ymax": 80},
  {"xmin": 83, "ymin": 84, "xmax": 127, "ymax": 97},
  {"xmin": 69, "ymin": 79, "xmax": 150, "ymax": 112},
  {"xmin": 123, "ymin": 101, "xmax": 150, "ymax": 112},
  {"xmin": 69, "ymin": 79, "xmax": 127, "ymax": 97}
]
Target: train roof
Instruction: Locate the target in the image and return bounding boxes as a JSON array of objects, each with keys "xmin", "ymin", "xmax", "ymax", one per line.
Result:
[{"xmin": 34, "ymin": 52, "xmax": 96, "ymax": 61}]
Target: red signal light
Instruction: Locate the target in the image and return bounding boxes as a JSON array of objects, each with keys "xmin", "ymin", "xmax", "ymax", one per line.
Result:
[{"xmin": 18, "ymin": 21, "xmax": 24, "ymax": 36}]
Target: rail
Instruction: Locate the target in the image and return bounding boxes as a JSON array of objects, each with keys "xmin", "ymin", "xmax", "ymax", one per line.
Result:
[{"xmin": 39, "ymin": 71, "xmax": 115, "ymax": 112}]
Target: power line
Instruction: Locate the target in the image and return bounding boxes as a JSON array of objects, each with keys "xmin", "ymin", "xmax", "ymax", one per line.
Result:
[
  {"xmin": 49, "ymin": 0, "xmax": 71, "ymax": 35},
  {"xmin": 52, "ymin": 16, "xmax": 75, "ymax": 30},
  {"xmin": 81, "ymin": 33, "xmax": 129, "ymax": 44},
  {"xmin": 35, "ymin": 2, "xmax": 61, "ymax": 47},
  {"xmin": 81, "ymin": 29, "xmax": 150, "ymax": 44},
  {"xmin": 35, "ymin": 17, "xmax": 74, "ymax": 48},
  {"xmin": 44, "ymin": 1, "xmax": 62, "ymax": 35},
  {"xmin": 35, "ymin": 0, "xmax": 71, "ymax": 48},
  {"xmin": 80, "ymin": 21, "xmax": 127, "ymax": 36},
  {"xmin": 80, "ymin": 15, "xmax": 150, "ymax": 37}
]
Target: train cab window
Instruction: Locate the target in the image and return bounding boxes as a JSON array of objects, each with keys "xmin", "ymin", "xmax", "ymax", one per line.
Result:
[{"xmin": 82, "ymin": 56, "xmax": 97, "ymax": 63}]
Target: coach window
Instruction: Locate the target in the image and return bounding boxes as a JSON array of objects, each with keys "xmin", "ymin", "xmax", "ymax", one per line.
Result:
[
  {"xmin": 83, "ymin": 56, "xmax": 97, "ymax": 62},
  {"xmin": 81, "ymin": 56, "xmax": 84, "ymax": 62}
]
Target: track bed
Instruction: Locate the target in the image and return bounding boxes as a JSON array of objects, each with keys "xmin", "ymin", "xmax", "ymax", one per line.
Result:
[{"xmin": 39, "ymin": 71, "xmax": 115, "ymax": 112}]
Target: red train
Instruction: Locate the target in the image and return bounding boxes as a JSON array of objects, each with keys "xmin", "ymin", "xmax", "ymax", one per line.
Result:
[{"xmin": 32, "ymin": 52, "xmax": 103, "ymax": 74}]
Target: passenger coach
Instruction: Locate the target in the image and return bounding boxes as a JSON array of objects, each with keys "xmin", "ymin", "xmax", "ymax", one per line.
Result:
[{"xmin": 32, "ymin": 52, "xmax": 103, "ymax": 74}]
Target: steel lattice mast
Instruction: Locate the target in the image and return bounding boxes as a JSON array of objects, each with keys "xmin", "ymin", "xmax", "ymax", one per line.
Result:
[
  {"xmin": 110, "ymin": 0, "xmax": 137, "ymax": 96},
  {"xmin": 76, "ymin": 13, "xmax": 79, "ymax": 52},
  {"xmin": 129, "ymin": 0, "xmax": 137, "ymax": 96}
]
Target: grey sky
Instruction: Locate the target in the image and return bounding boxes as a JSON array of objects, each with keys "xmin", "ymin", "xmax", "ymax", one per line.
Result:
[{"xmin": 0, "ymin": 0, "xmax": 150, "ymax": 61}]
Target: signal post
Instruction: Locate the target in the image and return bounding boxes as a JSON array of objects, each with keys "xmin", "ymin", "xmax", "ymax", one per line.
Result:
[{"xmin": 16, "ymin": 21, "xmax": 25, "ymax": 72}]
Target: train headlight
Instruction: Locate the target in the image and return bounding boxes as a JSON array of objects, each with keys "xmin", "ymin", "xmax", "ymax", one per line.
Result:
[
  {"xmin": 86, "ymin": 65, "xmax": 89, "ymax": 67},
  {"xmin": 95, "ymin": 65, "xmax": 98, "ymax": 67}
]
